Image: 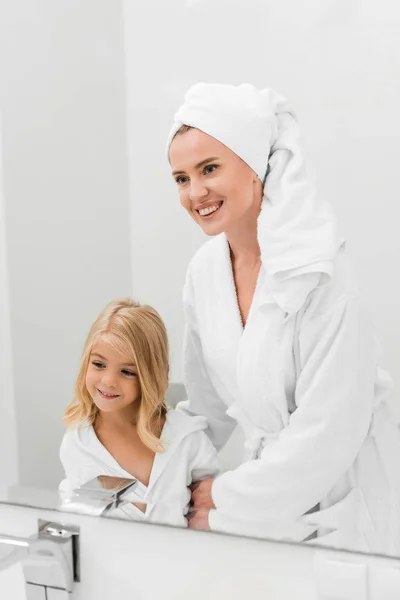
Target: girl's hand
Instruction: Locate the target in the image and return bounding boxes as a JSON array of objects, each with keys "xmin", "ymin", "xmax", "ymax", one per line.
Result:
[
  {"xmin": 187, "ymin": 508, "xmax": 210, "ymax": 530},
  {"xmin": 190, "ymin": 478, "xmax": 215, "ymax": 510}
]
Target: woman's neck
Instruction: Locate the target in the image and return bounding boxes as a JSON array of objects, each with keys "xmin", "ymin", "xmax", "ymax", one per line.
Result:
[{"xmin": 226, "ymin": 207, "xmax": 261, "ymax": 268}]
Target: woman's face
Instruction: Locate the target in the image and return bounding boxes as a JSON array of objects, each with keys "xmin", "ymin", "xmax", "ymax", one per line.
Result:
[
  {"xmin": 85, "ymin": 337, "xmax": 141, "ymax": 415},
  {"xmin": 169, "ymin": 128, "xmax": 262, "ymax": 236}
]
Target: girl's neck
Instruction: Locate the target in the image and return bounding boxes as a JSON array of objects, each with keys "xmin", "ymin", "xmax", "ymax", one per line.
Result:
[{"xmin": 95, "ymin": 405, "xmax": 138, "ymax": 434}]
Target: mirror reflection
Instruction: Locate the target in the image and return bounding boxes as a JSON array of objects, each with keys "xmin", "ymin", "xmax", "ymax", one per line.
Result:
[
  {"xmin": 59, "ymin": 298, "xmax": 220, "ymax": 526},
  {"xmin": 1, "ymin": 0, "xmax": 399, "ymax": 562}
]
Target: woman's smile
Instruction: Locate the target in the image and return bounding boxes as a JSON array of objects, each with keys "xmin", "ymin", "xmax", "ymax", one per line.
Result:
[{"xmin": 196, "ymin": 201, "xmax": 224, "ymax": 219}]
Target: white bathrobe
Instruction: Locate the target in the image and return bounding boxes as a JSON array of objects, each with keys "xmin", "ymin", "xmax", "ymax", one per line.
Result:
[
  {"xmin": 167, "ymin": 81, "xmax": 400, "ymax": 552},
  {"xmin": 59, "ymin": 409, "xmax": 220, "ymax": 527},
  {"xmin": 179, "ymin": 231, "xmax": 400, "ymax": 555}
]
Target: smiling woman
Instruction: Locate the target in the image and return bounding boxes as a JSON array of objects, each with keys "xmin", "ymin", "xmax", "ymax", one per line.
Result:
[
  {"xmin": 166, "ymin": 82, "xmax": 400, "ymax": 554},
  {"xmin": 170, "ymin": 126, "xmax": 263, "ymax": 239}
]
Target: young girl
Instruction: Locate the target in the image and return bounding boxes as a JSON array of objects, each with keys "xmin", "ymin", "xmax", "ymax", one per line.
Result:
[{"xmin": 59, "ymin": 298, "xmax": 220, "ymax": 527}]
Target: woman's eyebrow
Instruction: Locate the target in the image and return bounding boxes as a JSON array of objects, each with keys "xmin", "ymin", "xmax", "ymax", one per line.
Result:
[{"xmin": 172, "ymin": 156, "xmax": 220, "ymax": 176}]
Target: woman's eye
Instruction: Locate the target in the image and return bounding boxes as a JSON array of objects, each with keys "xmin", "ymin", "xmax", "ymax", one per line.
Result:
[
  {"xmin": 204, "ymin": 164, "xmax": 218, "ymax": 174},
  {"xmin": 121, "ymin": 369, "xmax": 136, "ymax": 377},
  {"xmin": 92, "ymin": 361, "xmax": 105, "ymax": 369},
  {"xmin": 175, "ymin": 176, "xmax": 188, "ymax": 185}
]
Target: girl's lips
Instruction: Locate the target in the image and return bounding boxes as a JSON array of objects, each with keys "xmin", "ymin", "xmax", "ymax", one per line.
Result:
[{"xmin": 97, "ymin": 388, "xmax": 120, "ymax": 400}]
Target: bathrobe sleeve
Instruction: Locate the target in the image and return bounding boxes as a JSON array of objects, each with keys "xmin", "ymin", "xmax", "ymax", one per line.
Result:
[
  {"xmin": 209, "ymin": 288, "xmax": 376, "ymax": 532},
  {"xmin": 176, "ymin": 269, "xmax": 236, "ymax": 452},
  {"xmin": 189, "ymin": 430, "xmax": 223, "ymax": 483}
]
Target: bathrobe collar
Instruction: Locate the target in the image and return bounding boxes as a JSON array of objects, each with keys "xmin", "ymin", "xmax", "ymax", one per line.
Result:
[
  {"xmin": 85, "ymin": 410, "xmax": 208, "ymax": 494},
  {"xmin": 217, "ymin": 198, "xmax": 345, "ymax": 318}
]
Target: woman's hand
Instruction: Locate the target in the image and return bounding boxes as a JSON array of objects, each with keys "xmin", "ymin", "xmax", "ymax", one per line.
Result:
[
  {"xmin": 187, "ymin": 508, "xmax": 210, "ymax": 530},
  {"xmin": 190, "ymin": 478, "xmax": 215, "ymax": 510},
  {"xmin": 187, "ymin": 478, "xmax": 215, "ymax": 530}
]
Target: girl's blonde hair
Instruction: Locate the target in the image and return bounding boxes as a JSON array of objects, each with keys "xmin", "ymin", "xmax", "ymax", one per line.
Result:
[{"xmin": 64, "ymin": 298, "xmax": 169, "ymax": 453}]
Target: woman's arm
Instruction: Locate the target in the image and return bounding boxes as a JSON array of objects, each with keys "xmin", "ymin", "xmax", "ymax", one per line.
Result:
[
  {"xmin": 190, "ymin": 430, "xmax": 222, "ymax": 483},
  {"xmin": 185, "ymin": 430, "xmax": 222, "ymax": 531},
  {"xmin": 209, "ymin": 290, "xmax": 376, "ymax": 532},
  {"xmin": 176, "ymin": 269, "xmax": 236, "ymax": 452}
]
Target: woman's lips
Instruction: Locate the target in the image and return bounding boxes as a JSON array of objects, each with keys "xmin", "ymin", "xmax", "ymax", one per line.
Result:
[{"xmin": 196, "ymin": 201, "xmax": 223, "ymax": 219}]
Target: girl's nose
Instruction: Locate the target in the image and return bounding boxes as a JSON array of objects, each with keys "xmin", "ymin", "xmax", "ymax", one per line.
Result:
[{"xmin": 101, "ymin": 372, "xmax": 117, "ymax": 389}]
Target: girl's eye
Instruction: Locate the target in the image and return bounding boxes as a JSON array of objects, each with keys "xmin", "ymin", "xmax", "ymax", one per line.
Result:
[
  {"xmin": 175, "ymin": 175, "xmax": 188, "ymax": 185},
  {"xmin": 121, "ymin": 369, "xmax": 136, "ymax": 377},
  {"xmin": 204, "ymin": 164, "xmax": 218, "ymax": 175},
  {"xmin": 92, "ymin": 361, "xmax": 105, "ymax": 369}
]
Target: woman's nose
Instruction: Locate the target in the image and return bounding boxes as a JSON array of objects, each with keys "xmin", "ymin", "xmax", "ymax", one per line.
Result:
[{"xmin": 189, "ymin": 178, "xmax": 208, "ymax": 202}]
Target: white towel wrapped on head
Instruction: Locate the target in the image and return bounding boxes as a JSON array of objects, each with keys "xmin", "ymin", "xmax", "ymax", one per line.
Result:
[{"xmin": 167, "ymin": 82, "xmax": 344, "ymax": 314}]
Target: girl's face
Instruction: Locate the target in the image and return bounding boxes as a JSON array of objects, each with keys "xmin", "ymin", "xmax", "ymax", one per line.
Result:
[
  {"xmin": 169, "ymin": 128, "xmax": 262, "ymax": 237},
  {"xmin": 85, "ymin": 337, "xmax": 140, "ymax": 415}
]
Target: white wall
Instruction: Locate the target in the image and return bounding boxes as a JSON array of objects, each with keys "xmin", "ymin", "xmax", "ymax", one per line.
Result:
[
  {"xmin": 0, "ymin": 117, "xmax": 19, "ymax": 492},
  {"xmin": 123, "ymin": 0, "xmax": 400, "ymax": 416},
  {"xmin": 0, "ymin": 1, "xmax": 132, "ymax": 489}
]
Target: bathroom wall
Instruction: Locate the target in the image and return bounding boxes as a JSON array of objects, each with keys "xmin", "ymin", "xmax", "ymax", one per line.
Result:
[
  {"xmin": 0, "ymin": 118, "xmax": 19, "ymax": 492},
  {"xmin": 0, "ymin": 1, "xmax": 132, "ymax": 489}
]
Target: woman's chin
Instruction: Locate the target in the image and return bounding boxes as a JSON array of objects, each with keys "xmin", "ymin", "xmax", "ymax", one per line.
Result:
[
  {"xmin": 202, "ymin": 227, "xmax": 223, "ymax": 237},
  {"xmin": 198, "ymin": 218, "xmax": 226, "ymax": 237}
]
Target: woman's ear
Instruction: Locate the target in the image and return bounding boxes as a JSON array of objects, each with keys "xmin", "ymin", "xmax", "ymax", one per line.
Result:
[
  {"xmin": 252, "ymin": 178, "xmax": 264, "ymax": 212},
  {"xmin": 253, "ymin": 177, "xmax": 263, "ymax": 194}
]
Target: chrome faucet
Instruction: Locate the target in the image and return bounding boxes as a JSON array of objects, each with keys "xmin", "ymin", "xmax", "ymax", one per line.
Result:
[
  {"xmin": 0, "ymin": 519, "xmax": 79, "ymax": 599},
  {"xmin": 60, "ymin": 475, "xmax": 139, "ymax": 516}
]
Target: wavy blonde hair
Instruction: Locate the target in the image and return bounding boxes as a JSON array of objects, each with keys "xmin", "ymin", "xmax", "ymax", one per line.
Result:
[{"xmin": 64, "ymin": 298, "xmax": 169, "ymax": 453}]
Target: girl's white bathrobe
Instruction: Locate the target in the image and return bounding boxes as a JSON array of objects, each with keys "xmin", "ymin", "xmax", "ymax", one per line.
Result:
[
  {"xmin": 59, "ymin": 409, "xmax": 220, "ymax": 527},
  {"xmin": 180, "ymin": 209, "xmax": 400, "ymax": 555}
]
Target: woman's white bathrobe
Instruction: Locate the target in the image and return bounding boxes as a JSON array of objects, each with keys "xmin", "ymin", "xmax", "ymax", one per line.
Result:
[
  {"xmin": 168, "ymin": 82, "xmax": 400, "ymax": 553},
  {"xmin": 59, "ymin": 409, "xmax": 220, "ymax": 527},
  {"xmin": 180, "ymin": 229, "xmax": 400, "ymax": 554}
]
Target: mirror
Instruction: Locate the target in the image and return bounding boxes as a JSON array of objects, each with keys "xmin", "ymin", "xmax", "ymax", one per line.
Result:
[{"xmin": 1, "ymin": 0, "xmax": 399, "ymax": 560}]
